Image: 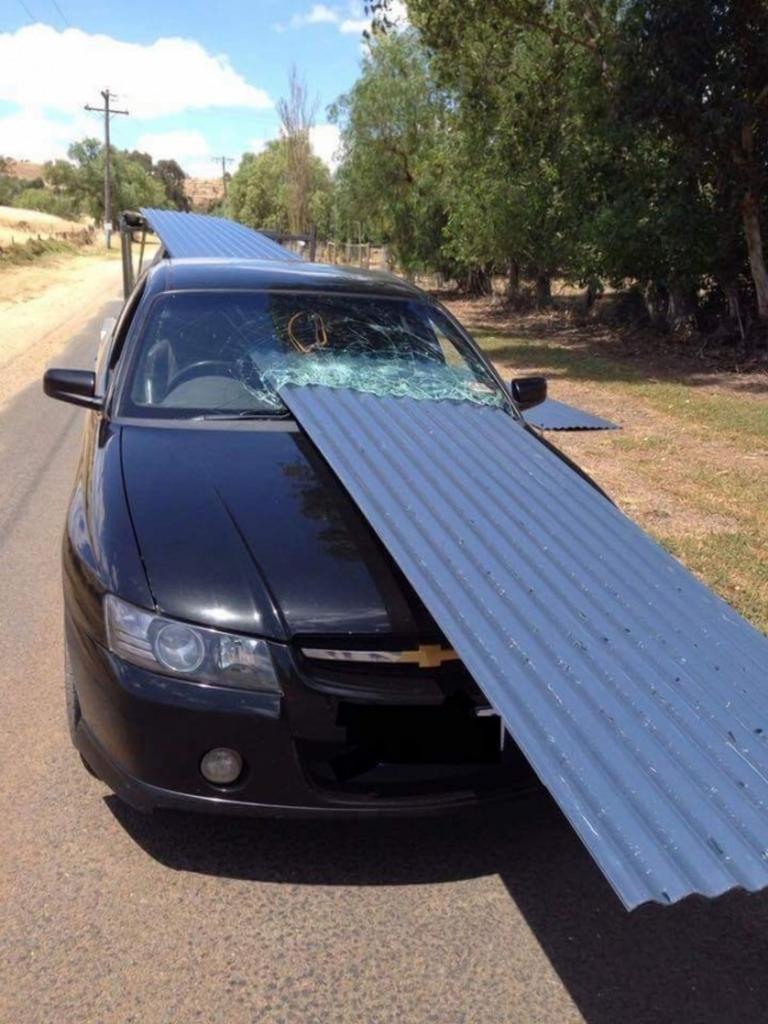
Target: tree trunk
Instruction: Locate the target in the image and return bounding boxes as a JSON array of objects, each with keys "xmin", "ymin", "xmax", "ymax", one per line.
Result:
[
  {"xmin": 583, "ymin": 278, "xmax": 602, "ymax": 312},
  {"xmin": 465, "ymin": 265, "xmax": 492, "ymax": 296},
  {"xmin": 506, "ymin": 259, "xmax": 520, "ymax": 301},
  {"xmin": 722, "ymin": 280, "xmax": 741, "ymax": 319},
  {"xmin": 535, "ymin": 272, "xmax": 552, "ymax": 308},
  {"xmin": 643, "ymin": 282, "xmax": 670, "ymax": 331},
  {"xmin": 668, "ymin": 281, "xmax": 698, "ymax": 335},
  {"xmin": 718, "ymin": 275, "xmax": 745, "ymax": 339},
  {"xmin": 742, "ymin": 190, "xmax": 768, "ymax": 321}
]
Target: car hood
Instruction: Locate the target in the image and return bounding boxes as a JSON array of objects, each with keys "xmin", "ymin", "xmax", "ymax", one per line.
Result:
[{"xmin": 120, "ymin": 422, "xmax": 434, "ymax": 642}]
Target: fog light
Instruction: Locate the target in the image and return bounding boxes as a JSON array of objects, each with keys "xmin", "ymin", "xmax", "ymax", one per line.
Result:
[{"xmin": 200, "ymin": 747, "xmax": 243, "ymax": 785}]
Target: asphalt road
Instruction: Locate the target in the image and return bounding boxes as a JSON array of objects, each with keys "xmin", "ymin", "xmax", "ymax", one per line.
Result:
[{"xmin": 3, "ymin": 292, "xmax": 768, "ymax": 1024}]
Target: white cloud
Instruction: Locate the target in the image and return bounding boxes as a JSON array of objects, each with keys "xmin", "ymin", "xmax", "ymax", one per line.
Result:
[
  {"xmin": 339, "ymin": 17, "xmax": 370, "ymax": 33},
  {"xmin": 310, "ymin": 124, "xmax": 341, "ymax": 170},
  {"xmin": 181, "ymin": 158, "xmax": 227, "ymax": 179},
  {"xmin": 248, "ymin": 133, "xmax": 279, "ymax": 156},
  {"xmin": 245, "ymin": 125, "xmax": 339, "ymax": 170},
  {"xmin": 0, "ymin": 106, "xmax": 92, "ymax": 162},
  {"xmin": 0, "ymin": 24, "xmax": 272, "ymax": 119},
  {"xmin": 274, "ymin": 3, "xmax": 339, "ymax": 32},
  {"xmin": 135, "ymin": 130, "xmax": 211, "ymax": 163},
  {"xmin": 275, "ymin": 3, "xmax": 390, "ymax": 35},
  {"xmin": 388, "ymin": 1, "xmax": 409, "ymax": 27},
  {"xmin": 293, "ymin": 4, "xmax": 339, "ymax": 26}
]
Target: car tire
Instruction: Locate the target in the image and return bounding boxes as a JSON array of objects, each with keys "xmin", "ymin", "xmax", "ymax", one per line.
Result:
[{"xmin": 64, "ymin": 645, "xmax": 100, "ymax": 780}]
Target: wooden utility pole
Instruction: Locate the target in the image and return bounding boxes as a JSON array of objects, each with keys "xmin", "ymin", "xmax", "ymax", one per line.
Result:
[
  {"xmin": 84, "ymin": 89, "xmax": 129, "ymax": 249},
  {"xmin": 214, "ymin": 156, "xmax": 235, "ymax": 198}
]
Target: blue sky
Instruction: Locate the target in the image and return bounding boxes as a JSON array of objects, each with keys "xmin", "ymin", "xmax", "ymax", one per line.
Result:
[{"xmin": 0, "ymin": 1, "xmax": 402, "ymax": 174}]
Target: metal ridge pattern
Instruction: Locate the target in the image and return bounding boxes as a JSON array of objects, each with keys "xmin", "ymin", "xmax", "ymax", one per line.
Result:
[
  {"xmin": 139, "ymin": 209, "xmax": 301, "ymax": 261},
  {"xmin": 281, "ymin": 385, "xmax": 768, "ymax": 909},
  {"xmin": 525, "ymin": 397, "xmax": 619, "ymax": 431}
]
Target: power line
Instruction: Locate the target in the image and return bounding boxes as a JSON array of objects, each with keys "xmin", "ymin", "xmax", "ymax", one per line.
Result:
[
  {"xmin": 84, "ymin": 89, "xmax": 129, "ymax": 249},
  {"xmin": 17, "ymin": 0, "xmax": 36, "ymax": 21},
  {"xmin": 48, "ymin": 0, "xmax": 69, "ymax": 27}
]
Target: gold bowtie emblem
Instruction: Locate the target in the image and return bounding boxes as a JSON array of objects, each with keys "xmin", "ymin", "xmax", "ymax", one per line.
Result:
[{"xmin": 398, "ymin": 645, "xmax": 459, "ymax": 669}]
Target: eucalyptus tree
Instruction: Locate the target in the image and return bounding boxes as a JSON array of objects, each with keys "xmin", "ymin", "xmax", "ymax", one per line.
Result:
[
  {"xmin": 330, "ymin": 31, "xmax": 452, "ymax": 276},
  {"xmin": 227, "ymin": 139, "xmax": 333, "ymax": 236},
  {"xmin": 374, "ymin": 0, "xmax": 768, "ymax": 331},
  {"xmin": 618, "ymin": 0, "xmax": 768, "ymax": 330}
]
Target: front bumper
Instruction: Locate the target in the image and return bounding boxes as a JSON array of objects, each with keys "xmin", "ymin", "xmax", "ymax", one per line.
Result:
[{"xmin": 67, "ymin": 613, "xmax": 538, "ymax": 818}]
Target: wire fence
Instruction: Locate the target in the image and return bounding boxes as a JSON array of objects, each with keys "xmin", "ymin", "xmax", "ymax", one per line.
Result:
[
  {"xmin": 315, "ymin": 240, "xmax": 392, "ymax": 271},
  {"xmin": 0, "ymin": 226, "xmax": 94, "ymax": 253}
]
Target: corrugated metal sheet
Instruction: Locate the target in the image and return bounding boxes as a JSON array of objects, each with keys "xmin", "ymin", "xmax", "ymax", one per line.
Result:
[
  {"xmin": 281, "ymin": 386, "xmax": 768, "ymax": 910},
  {"xmin": 526, "ymin": 397, "xmax": 619, "ymax": 431},
  {"xmin": 139, "ymin": 209, "xmax": 301, "ymax": 261}
]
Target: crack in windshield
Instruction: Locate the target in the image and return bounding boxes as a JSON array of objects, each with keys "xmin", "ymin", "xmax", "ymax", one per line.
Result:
[{"xmin": 122, "ymin": 291, "xmax": 506, "ymax": 420}]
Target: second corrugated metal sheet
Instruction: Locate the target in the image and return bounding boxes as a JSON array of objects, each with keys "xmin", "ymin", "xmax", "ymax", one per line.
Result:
[
  {"xmin": 281, "ymin": 386, "xmax": 768, "ymax": 910},
  {"xmin": 139, "ymin": 209, "xmax": 301, "ymax": 261},
  {"xmin": 526, "ymin": 397, "xmax": 619, "ymax": 431}
]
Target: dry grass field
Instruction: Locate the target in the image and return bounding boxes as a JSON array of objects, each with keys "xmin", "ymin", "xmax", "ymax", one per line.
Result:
[{"xmin": 0, "ymin": 205, "xmax": 92, "ymax": 248}]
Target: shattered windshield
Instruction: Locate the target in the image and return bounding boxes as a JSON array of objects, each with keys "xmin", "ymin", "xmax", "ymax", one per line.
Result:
[{"xmin": 119, "ymin": 289, "xmax": 506, "ymax": 419}]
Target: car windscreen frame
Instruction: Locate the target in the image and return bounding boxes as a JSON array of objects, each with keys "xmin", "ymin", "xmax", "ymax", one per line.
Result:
[{"xmin": 110, "ymin": 287, "xmax": 519, "ymax": 424}]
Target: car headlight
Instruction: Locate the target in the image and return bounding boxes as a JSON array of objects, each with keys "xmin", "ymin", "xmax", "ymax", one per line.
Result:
[{"xmin": 104, "ymin": 594, "xmax": 281, "ymax": 693}]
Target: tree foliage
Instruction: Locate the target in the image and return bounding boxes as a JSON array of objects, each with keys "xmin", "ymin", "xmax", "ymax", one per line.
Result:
[
  {"xmin": 330, "ymin": 32, "xmax": 450, "ymax": 274},
  {"xmin": 3, "ymin": 142, "xmax": 188, "ymax": 225},
  {"xmin": 45, "ymin": 140, "xmax": 170, "ymax": 223},
  {"xmin": 227, "ymin": 137, "xmax": 333, "ymax": 236},
  {"xmin": 154, "ymin": 160, "xmax": 189, "ymax": 211},
  {"xmin": 277, "ymin": 69, "xmax": 320, "ymax": 234},
  {"xmin": 0, "ymin": 158, "xmax": 25, "ymax": 207},
  {"xmin": 351, "ymin": 0, "xmax": 768, "ymax": 333}
]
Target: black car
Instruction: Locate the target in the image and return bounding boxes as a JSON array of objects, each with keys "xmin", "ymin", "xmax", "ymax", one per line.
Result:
[{"xmin": 44, "ymin": 257, "xmax": 549, "ymax": 817}]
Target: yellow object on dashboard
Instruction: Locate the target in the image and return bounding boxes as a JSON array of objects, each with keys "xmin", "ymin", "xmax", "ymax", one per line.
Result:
[{"xmin": 286, "ymin": 310, "xmax": 329, "ymax": 354}]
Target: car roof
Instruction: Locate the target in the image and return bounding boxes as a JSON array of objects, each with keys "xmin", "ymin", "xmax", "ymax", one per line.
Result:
[{"xmin": 143, "ymin": 258, "xmax": 428, "ymax": 302}]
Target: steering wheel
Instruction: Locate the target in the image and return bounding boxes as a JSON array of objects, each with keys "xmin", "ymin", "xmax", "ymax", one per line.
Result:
[{"xmin": 167, "ymin": 360, "xmax": 234, "ymax": 391}]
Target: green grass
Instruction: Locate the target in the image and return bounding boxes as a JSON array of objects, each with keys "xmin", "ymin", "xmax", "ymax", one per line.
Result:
[
  {"xmin": 630, "ymin": 380, "xmax": 768, "ymax": 442},
  {"xmin": 476, "ymin": 329, "xmax": 768, "ymax": 445}
]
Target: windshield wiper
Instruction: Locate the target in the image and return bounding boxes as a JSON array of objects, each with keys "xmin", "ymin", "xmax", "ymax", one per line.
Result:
[{"xmin": 194, "ymin": 409, "xmax": 292, "ymax": 421}]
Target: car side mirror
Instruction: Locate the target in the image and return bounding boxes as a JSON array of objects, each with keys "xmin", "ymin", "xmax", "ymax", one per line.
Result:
[
  {"xmin": 510, "ymin": 376, "xmax": 547, "ymax": 411},
  {"xmin": 43, "ymin": 369, "xmax": 102, "ymax": 410}
]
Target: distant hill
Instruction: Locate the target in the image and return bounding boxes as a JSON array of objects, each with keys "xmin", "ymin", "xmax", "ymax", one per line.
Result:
[
  {"xmin": 184, "ymin": 177, "xmax": 224, "ymax": 210},
  {"xmin": 4, "ymin": 159, "xmax": 47, "ymax": 182}
]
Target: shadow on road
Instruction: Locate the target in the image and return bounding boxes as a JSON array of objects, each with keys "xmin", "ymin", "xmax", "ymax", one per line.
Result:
[{"xmin": 109, "ymin": 791, "xmax": 768, "ymax": 1024}]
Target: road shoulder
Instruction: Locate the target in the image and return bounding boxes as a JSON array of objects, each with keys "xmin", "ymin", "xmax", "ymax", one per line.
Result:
[{"xmin": 0, "ymin": 252, "xmax": 122, "ymax": 409}]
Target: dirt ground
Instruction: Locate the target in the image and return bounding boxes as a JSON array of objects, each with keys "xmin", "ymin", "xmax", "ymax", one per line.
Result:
[
  {"xmin": 0, "ymin": 250, "xmax": 122, "ymax": 410},
  {"xmin": 447, "ymin": 297, "xmax": 768, "ymax": 633}
]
